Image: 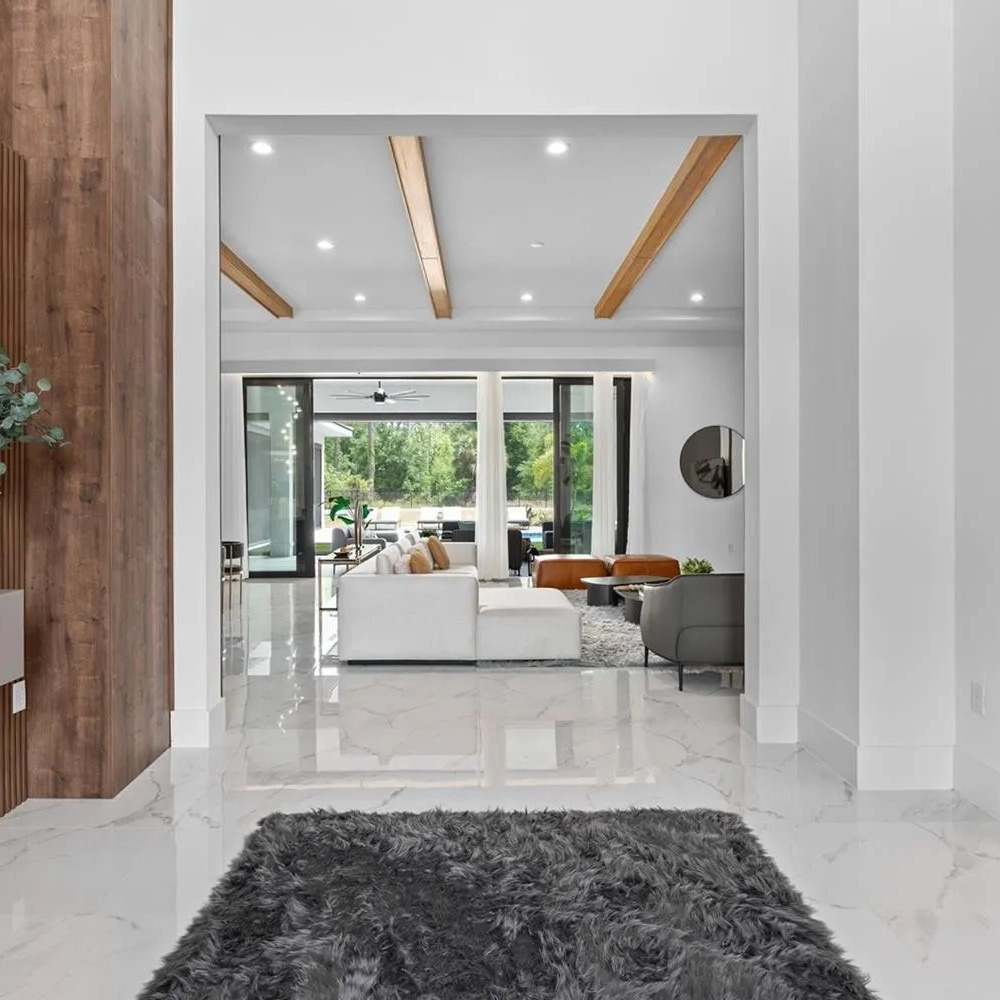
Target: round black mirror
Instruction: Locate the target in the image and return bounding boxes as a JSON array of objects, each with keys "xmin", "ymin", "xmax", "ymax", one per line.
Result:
[{"xmin": 680, "ymin": 425, "xmax": 745, "ymax": 498}]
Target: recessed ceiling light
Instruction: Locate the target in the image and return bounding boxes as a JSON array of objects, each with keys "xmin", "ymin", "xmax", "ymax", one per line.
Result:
[
  {"xmin": 250, "ymin": 140, "xmax": 274, "ymax": 156},
  {"xmin": 520, "ymin": 292, "xmax": 534, "ymax": 303},
  {"xmin": 316, "ymin": 239, "xmax": 335, "ymax": 251},
  {"xmin": 529, "ymin": 241, "xmax": 545, "ymax": 249},
  {"xmin": 545, "ymin": 139, "xmax": 569, "ymax": 156},
  {"xmin": 689, "ymin": 291, "xmax": 705, "ymax": 303},
  {"xmin": 354, "ymin": 293, "xmax": 367, "ymax": 303}
]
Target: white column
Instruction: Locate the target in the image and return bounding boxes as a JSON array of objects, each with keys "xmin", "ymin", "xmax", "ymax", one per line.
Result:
[
  {"xmin": 855, "ymin": 0, "xmax": 955, "ymax": 789},
  {"xmin": 590, "ymin": 373, "xmax": 617, "ymax": 555},
  {"xmin": 476, "ymin": 372, "xmax": 508, "ymax": 580},
  {"xmin": 796, "ymin": 0, "xmax": 956, "ymax": 788},
  {"xmin": 171, "ymin": 113, "xmax": 223, "ymax": 747},
  {"xmin": 954, "ymin": 0, "xmax": 1000, "ymax": 814}
]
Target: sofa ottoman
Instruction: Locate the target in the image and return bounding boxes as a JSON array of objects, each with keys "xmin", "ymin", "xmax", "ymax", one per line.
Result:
[
  {"xmin": 532, "ymin": 554, "xmax": 607, "ymax": 589},
  {"xmin": 603, "ymin": 554, "xmax": 681, "ymax": 579},
  {"xmin": 477, "ymin": 588, "xmax": 581, "ymax": 661}
]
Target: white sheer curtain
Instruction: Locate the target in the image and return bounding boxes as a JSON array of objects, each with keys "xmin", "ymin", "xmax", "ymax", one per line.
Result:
[
  {"xmin": 476, "ymin": 372, "xmax": 508, "ymax": 580},
  {"xmin": 626, "ymin": 372, "xmax": 651, "ymax": 553},
  {"xmin": 591, "ymin": 373, "xmax": 618, "ymax": 555},
  {"xmin": 221, "ymin": 374, "xmax": 249, "ymax": 577}
]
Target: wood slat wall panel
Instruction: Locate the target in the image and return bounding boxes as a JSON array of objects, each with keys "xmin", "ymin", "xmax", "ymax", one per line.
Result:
[
  {"xmin": 0, "ymin": 681, "xmax": 27, "ymax": 815},
  {"xmin": 0, "ymin": 681, "xmax": 28, "ymax": 816},
  {"xmin": 0, "ymin": 141, "xmax": 28, "ymax": 817},
  {"xmin": 4, "ymin": 1, "xmax": 172, "ymax": 800}
]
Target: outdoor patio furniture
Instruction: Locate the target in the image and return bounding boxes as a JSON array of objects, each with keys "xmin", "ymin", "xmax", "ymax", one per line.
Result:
[{"xmin": 507, "ymin": 505, "xmax": 530, "ymax": 527}]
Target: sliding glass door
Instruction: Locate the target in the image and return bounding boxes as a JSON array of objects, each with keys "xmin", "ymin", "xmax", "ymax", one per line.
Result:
[
  {"xmin": 244, "ymin": 379, "xmax": 315, "ymax": 577},
  {"xmin": 553, "ymin": 379, "xmax": 594, "ymax": 553}
]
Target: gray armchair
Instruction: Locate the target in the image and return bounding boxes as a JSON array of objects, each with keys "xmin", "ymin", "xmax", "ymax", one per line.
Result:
[{"xmin": 640, "ymin": 573, "xmax": 744, "ymax": 690}]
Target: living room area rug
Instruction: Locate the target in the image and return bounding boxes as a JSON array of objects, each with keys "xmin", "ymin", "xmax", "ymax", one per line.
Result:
[{"xmin": 140, "ymin": 808, "xmax": 875, "ymax": 999}]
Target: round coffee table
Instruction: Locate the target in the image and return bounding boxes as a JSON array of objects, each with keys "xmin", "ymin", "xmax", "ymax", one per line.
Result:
[
  {"xmin": 615, "ymin": 586, "xmax": 646, "ymax": 624},
  {"xmin": 580, "ymin": 575, "xmax": 670, "ymax": 607}
]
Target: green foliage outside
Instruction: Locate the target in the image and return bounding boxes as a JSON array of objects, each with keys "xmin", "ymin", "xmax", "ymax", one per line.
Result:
[
  {"xmin": 323, "ymin": 419, "xmax": 594, "ymax": 525},
  {"xmin": 325, "ymin": 421, "xmax": 478, "ymax": 507}
]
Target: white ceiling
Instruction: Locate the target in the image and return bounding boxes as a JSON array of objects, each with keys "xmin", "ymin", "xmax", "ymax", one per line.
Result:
[{"xmin": 220, "ymin": 130, "xmax": 744, "ymax": 333}]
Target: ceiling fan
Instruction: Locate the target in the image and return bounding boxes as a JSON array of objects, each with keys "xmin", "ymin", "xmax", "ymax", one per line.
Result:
[{"xmin": 331, "ymin": 380, "xmax": 430, "ymax": 406}]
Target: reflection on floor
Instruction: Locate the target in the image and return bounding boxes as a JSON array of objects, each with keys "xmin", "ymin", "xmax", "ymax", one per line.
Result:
[{"xmin": 1, "ymin": 579, "xmax": 998, "ymax": 998}]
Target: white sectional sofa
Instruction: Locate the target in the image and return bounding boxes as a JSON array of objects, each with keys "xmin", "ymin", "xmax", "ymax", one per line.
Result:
[{"xmin": 337, "ymin": 537, "xmax": 581, "ymax": 663}]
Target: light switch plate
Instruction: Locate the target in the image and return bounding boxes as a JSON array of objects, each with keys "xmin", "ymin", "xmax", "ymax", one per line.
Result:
[
  {"xmin": 971, "ymin": 680, "xmax": 986, "ymax": 717},
  {"xmin": 11, "ymin": 679, "xmax": 25, "ymax": 714}
]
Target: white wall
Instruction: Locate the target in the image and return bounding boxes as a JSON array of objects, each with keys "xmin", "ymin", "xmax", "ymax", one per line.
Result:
[
  {"xmin": 798, "ymin": 1, "xmax": 861, "ymax": 776},
  {"xmin": 795, "ymin": 0, "xmax": 956, "ymax": 790},
  {"xmin": 645, "ymin": 346, "xmax": 745, "ymax": 573},
  {"xmin": 856, "ymin": 0, "xmax": 955, "ymax": 789},
  {"xmin": 173, "ymin": 0, "xmax": 801, "ymax": 745},
  {"xmin": 954, "ymin": 0, "xmax": 1000, "ymax": 813}
]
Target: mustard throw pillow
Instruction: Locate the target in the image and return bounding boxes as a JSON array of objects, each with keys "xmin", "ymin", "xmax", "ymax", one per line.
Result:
[
  {"xmin": 409, "ymin": 549, "xmax": 433, "ymax": 574},
  {"xmin": 426, "ymin": 535, "xmax": 450, "ymax": 570}
]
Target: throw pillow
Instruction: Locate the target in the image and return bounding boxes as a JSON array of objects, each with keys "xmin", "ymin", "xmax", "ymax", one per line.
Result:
[
  {"xmin": 409, "ymin": 549, "xmax": 433, "ymax": 574},
  {"xmin": 392, "ymin": 554, "xmax": 412, "ymax": 575},
  {"xmin": 426, "ymin": 535, "xmax": 450, "ymax": 570},
  {"xmin": 375, "ymin": 542, "xmax": 403, "ymax": 575}
]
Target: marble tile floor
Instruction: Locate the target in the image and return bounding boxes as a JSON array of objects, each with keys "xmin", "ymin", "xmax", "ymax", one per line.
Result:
[{"xmin": 2, "ymin": 580, "xmax": 999, "ymax": 999}]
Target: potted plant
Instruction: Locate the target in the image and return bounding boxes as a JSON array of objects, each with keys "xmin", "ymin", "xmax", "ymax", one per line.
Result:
[
  {"xmin": 0, "ymin": 347, "xmax": 65, "ymax": 491},
  {"xmin": 681, "ymin": 557, "xmax": 714, "ymax": 575},
  {"xmin": 327, "ymin": 494, "xmax": 373, "ymax": 555}
]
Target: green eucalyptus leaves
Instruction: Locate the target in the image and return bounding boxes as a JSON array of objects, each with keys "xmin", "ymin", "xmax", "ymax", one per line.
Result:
[{"xmin": 0, "ymin": 347, "xmax": 66, "ymax": 478}]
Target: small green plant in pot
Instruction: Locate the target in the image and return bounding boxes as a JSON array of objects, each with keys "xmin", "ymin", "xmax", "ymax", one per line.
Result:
[
  {"xmin": 327, "ymin": 494, "xmax": 373, "ymax": 551},
  {"xmin": 681, "ymin": 557, "xmax": 714, "ymax": 575},
  {"xmin": 0, "ymin": 347, "xmax": 66, "ymax": 485}
]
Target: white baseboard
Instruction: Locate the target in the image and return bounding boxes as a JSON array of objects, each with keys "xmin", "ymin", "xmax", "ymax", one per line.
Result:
[
  {"xmin": 798, "ymin": 708, "xmax": 858, "ymax": 785},
  {"xmin": 856, "ymin": 744, "xmax": 954, "ymax": 790},
  {"xmin": 955, "ymin": 748, "xmax": 1000, "ymax": 818},
  {"xmin": 171, "ymin": 700, "xmax": 226, "ymax": 748},
  {"xmin": 740, "ymin": 697, "xmax": 798, "ymax": 743}
]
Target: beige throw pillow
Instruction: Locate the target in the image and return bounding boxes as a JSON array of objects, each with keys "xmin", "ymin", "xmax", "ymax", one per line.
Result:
[
  {"xmin": 426, "ymin": 535, "xmax": 450, "ymax": 570},
  {"xmin": 409, "ymin": 549, "xmax": 433, "ymax": 574}
]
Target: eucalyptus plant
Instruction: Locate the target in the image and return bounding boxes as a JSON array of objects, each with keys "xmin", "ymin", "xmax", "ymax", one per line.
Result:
[{"xmin": 0, "ymin": 347, "xmax": 65, "ymax": 479}]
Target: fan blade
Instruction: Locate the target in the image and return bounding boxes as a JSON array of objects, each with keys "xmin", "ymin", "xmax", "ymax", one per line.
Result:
[
  {"xmin": 392, "ymin": 393, "xmax": 430, "ymax": 400},
  {"xmin": 331, "ymin": 393, "xmax": 371, "ymax": 400}
]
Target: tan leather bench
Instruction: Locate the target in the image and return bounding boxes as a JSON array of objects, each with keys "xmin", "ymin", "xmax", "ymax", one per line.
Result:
[
  {"xmin": 532, "ymin": 554, "xmax": 607, "ymax": 589},
  {"xmin": 603, "ymin": 554, "xmax": 681, "ymax": 580}
]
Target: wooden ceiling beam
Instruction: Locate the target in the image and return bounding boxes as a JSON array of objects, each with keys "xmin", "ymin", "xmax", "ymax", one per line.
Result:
[
  {"xmin": 220, "ymin": 243, "xmax": 294, "ymax": 319},
  {"xmin": 595, "ymin": 135, "xmax": 740, "ymax": 319},
  {"xmin": 388, "ymin": 136, "xmax": 452, "ymax": 319}
]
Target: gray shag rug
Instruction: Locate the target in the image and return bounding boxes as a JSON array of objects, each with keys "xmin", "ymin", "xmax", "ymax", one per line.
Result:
[
  {"xmin": 140, "ymin": 809, "xmax": 875, "ymax": 999},
  {"xmin": 567, "ymin": 589, "xmax": 649, "ymax": 667}
]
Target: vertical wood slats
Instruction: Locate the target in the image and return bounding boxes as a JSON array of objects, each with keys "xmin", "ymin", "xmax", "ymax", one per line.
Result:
[
  {"xmin": 0, "ymin": 141, "xmax": 28, "ymax": 817},
  {"xmin": 0, "ymin": 681, "xmax": 27, "ymax": 816}
]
